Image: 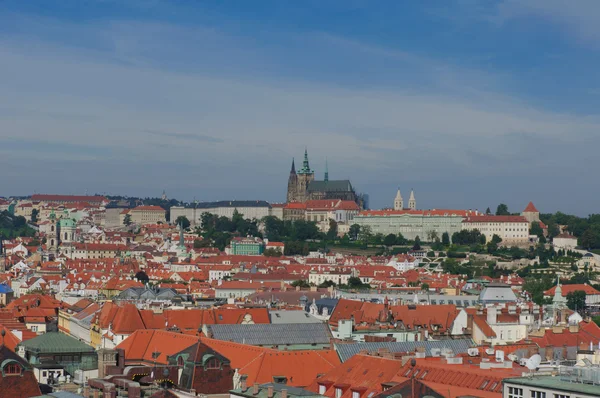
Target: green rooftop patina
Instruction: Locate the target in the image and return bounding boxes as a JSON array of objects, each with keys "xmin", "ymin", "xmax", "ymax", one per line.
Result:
[
  {"xmin": 19, "ymin": 332, "xmax": 96, "ymax": 354},
  {"xmin": 504, "ymin": 376, "xmax": 600, "ymax": 396}
]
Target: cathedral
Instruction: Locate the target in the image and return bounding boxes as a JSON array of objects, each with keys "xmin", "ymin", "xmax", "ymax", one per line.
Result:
[{"xmin": 286, "ymin": 149, "xmax": 359, "ymax": 205}]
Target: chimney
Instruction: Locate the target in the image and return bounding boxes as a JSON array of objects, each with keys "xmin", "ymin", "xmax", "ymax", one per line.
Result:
[
  {"xmin": 253, "ymin": 384, "xmax": 259, "ymax": 395},
  {"xmin": 240, "ymin": 375, "xmax": 248, "ymax": 391},
  {"xmin": 487, "ymin": 307, "xmax": 497, "ymax": 325},
  {"xmin": 268, "ymin": 385, "xmax": 274, "ymax": 398},
  {"xmin": 281, "ymin": 390, "xmax": 287, "ymax": 398}
]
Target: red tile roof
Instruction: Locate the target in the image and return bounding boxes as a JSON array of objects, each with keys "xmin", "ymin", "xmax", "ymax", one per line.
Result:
[
  {"xmin": 523, "ymin": 201, "xmax": 539, "ymax": 213},
  {"xmin": 524, "ymin": 321, "xmax": 600, "ymax": 348},
  {"xmin": 463, "ymin": 215, "xmax": 528, "ymax": 223},
  {"xmin": 31, "ymin": 194, "xmax": 106, "ymax": 203},
  {"xmin": 117, "ymin": 329, "xmax": 200, "ymax": 365},
  {"xmin": 359, "ymin": 209, "xmax": 476, "ymax": 217},
  {"xmin": 544, "ymin": 284, "xmax": 600, "ymax": 297},
  {"xmin": 132, "ymin": 205, "xmax": 166, "ymax": 212},
  {"xmin": 473, "ymin": 315, "xmax": 496, "ymax": 338},
  {"xmin": 307, "ymin": 354, "xmax": 404, "ymax": 398}
]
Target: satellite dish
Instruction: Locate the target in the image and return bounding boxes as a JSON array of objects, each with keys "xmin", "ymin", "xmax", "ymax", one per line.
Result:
[
  {"xmin": 467, "ymin": 348, "xmax": 479, "ymax": 357},
  {"xmin": 525, "ymin": 354, "xmax": 542, "ymax": 371}
]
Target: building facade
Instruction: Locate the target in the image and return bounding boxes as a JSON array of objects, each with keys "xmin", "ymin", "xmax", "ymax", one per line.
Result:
[
  {"xmin": 354, "ymin": 209, "xmax": 474, "ymax": 241},
  {"xmin": 124, "ymin": 205, "xmax": 166, "ymax": 225},
  {"xmin": 229, "ymin": 237, "xmax": 264, "ymax": 255},
  {"xmin": 463, "ymin": 215, "xmax": 530, "ymax": 246},
  {"xmin": 170, "ymin": 201, "xmax": 272, "ymax": 226}
]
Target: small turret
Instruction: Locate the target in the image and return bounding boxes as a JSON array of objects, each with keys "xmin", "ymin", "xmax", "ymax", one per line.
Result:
[{"xmin": 324, "ymin": 158, "xmax": 329, "ymax": 182}]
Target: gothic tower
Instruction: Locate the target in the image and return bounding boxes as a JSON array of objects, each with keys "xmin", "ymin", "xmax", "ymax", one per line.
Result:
[
  {"xmin": 324, "ymin": 158, "xmax": 329, "ymax": 182},
  {"xmin": 408, "ymin": 189, "xmax": 416, "ymax": 210},
  {"xmin": 286, "ymin": 158, "xmax": 298, "ymax": 202},
  {"xmin": 393, "ymin": 189, "xmax": 403, "ymax": 210},
  {"xmin": 296, "ymin": 149, "xmax": 314, "ymax": 202}
]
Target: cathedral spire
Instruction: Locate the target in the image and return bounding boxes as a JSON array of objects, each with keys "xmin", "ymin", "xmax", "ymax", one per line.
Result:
[
  {"xmin": 298, "ymin": 148, "xmax": 313, "ymax": 174},
  {"xmin": 290, "ymin": 158, "xmax": 296, "ymax": 174},
  {"xmin": 324, "ymin": 158, "xmax": 329, "ymax": 182}
]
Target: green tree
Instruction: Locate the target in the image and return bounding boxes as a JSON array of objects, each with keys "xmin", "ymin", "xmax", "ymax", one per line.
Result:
[
  {"xmin": 530, "ymin": 222, "xmax": 543, "ymax": 237},
  {"xmin": 134, "ymin": 271, "xmax": 149, "ymax": 284},
  {"xmin": 347, "ymin": 276, "xmax": 367, "ymax": 289},
  {"xmin": 412, "ymin": 236, "xmax": 421, "ymax": 251},
  {"xmin": 318, "ymin": 280, "xmax": 336, "ymax": 288},
  {"xmin": 193, "ymin": 239, "xmax": 210, "ymax": 248},
  {"xmin": 395, "ymin": 233, "xmax": 407, "ymax": 245},
  {"xmin": 31, "ymin": 208, "xmax": 39, "ymax": 223},
  {"xmin": 123, "ymin": 213, "xmax": 132, "ymax": 226},
  {"xmin": 421, "ymin": 283, "xmax": 430, "ymax": 291},
  {"xmin": 201, "ymin": 212, "xmax": 216, "ymax": 230},
  {"xmin": 263, "ymin": 248, "xmax": 282, "ymax": 257},
  {"xmin": 579, "ymin": 229, "xmax": 600, "ymax": 249},
  {"xmin": 349, "ymin": 224, "xmax": 361, "ymax": 241},
  {"xmin": 441, "ymin": 232, "xmax": 450, "ymax": 246},
  {"xmin": 479, "ymin": 234, "xmax": 487, "ymax": 245},
  {"xmin": 263, "ymin": 216, "xmax": 284, "ymax": 241},
  {"xmin": 485, "ymin": 207, "xmax": 491, "ymax": 215},
  {"xmin": 232, "ymin": 209, "xmax": 244, "ymax": 230},
  {"xmin": 291, "ymin": 279, "xmax": 310, "ymax": 288},
  {"xmin": 566, "ymin": 290, "xmax": 587, "ymax": 313},
  {"xmin": 327, "ymin": 219, "xmax": 338, "ymax": 241},
  {"xmin": 175, "ymin": 215, "xmax": 190, "ymax": 229},
  {"xmin": 358, "ymin": 225, "xmax": 373, "ymax": 243},
  {"xmin": 496, "ymin": 204, "xmax": 510, "ymax": 216},
  {"xmin": 384, "ymin": 233, "xmax": 397, "ymax": 247}
]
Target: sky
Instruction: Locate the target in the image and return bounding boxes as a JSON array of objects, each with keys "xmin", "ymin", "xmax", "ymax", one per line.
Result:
[{"xmin": 0, "ymin": 1, "xmax": 599, "ymax": 215}]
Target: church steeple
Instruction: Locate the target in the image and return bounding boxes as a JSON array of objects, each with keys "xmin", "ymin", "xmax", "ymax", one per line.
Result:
[
  {"xmin": 408, "ymin": 189, "xmax": 416, "ymax": 210},
  {"xmin": 394, "ymin": 188, "xmax": 403, "ymax": 210},
  {"xmin": 324, "ymin": 158, "xmax": 329, "ymax": 182},
  {"xmin": 298, "ymin": 148, "xmax": 313, "ymax": 175},
  {"xmin": 290, "ymin": 158, "xmax": 296, "ymax": 174}
]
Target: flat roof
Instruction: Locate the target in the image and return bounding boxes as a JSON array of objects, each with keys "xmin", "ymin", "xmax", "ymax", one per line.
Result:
[{"xmin": 504, "ymin": 375, "xmax": 600, "ymax": 396}]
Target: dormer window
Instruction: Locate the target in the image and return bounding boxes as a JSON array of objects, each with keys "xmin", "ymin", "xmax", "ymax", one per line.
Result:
[
  {"xmin": 319, "ymin": 385, "xmax": 326, "ymax": 394},
  {"xmin": 4, "ymin": 363, "xmax": 21, "ymax": 376}
]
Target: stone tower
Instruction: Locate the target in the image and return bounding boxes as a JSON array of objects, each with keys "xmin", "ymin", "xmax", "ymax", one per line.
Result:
[
  {"xmin": 286, "ymin": 158, "xmax": 298, "ymax": 202},
  {"xmin": 48, "ymin": 210, "xmax": 59, "ymax": 251},
  {"xmin": 408, "ymin": 189, "xmax": 416, "ymax": 210},
  {"xmin": 393, "ymin": 189, "xmax": 403, "ymax": 210},
  {"xmin": 296, "ymin": 149, "xmax": 314, "ymax": 203}
]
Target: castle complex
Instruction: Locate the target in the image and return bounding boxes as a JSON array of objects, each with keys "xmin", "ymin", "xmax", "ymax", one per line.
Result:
[{"xmin": 286, "ymin": 149, "xmax": 359, "ymax": 205}]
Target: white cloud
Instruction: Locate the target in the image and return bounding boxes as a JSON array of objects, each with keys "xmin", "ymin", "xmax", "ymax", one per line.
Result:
[
  {"xmin": 0, "ymin": 12, "xmax": 598, "ymax": 212},
  {"xmin": 496, "ymin": 0, "xmax": 600, "ymax": 45}
]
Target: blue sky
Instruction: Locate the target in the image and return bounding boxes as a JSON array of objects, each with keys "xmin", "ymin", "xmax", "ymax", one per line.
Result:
[{"xmin": 0, "ymin": 1, "xmax": 599, "ymax": 215}]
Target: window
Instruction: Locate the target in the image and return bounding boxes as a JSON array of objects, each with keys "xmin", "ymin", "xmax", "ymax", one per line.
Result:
[
  {"xmin": 319, "ymin": 385, "xmax": 326, "ymax": 394},
  {"xmin": 206, "ymin": 358, "xmax": 220, "ymax": 369},
  {"xmin": 177, "ymin": 356, "xmax": 184, "ymax": 367},
  {"xmin": 508, "ymin": 387, "xmax": 523, "ymax": 398},
  {"xmin": 31, "ymin": 326, "xmax": 38, "ymax": 332},
  {"xmin": 531, "ymin": 392, "xmax": 546, "ymax": 398},
  {"xmin": 4, "ymin": 363, "xmax": 21, "ymax": 375},
  {"xmin": 553, "ymin": 395, "xmax": 569, "ymax": 398},
  {"xmin": 352, "ymin": 392, "xmax": 360, "ymax": 398},
  {"xmin": 335, "ymin": 388, "xmax": 342, "ymax": 398}
]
